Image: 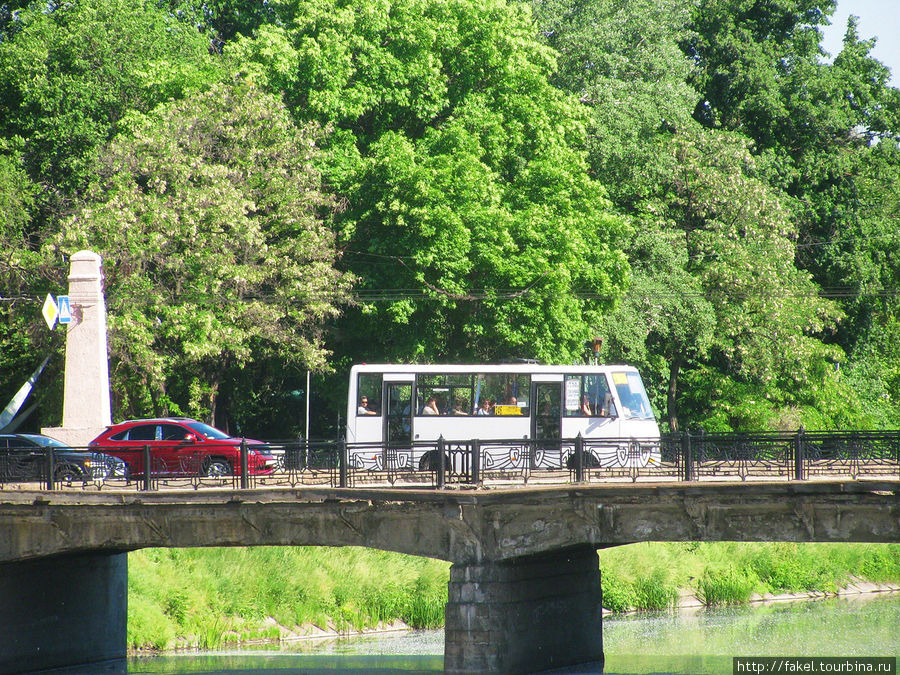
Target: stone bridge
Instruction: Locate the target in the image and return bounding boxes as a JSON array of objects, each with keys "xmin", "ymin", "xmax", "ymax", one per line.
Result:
[{"xmin": 2, "ymin": 480, "xmax": 898, "ymax": 674}]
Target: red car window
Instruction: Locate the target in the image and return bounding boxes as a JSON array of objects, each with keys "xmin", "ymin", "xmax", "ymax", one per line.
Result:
[
  {"xmin": 127, "ymin": 424, "xmax": 158, "ymax": 441},
  {"xmin": 161, "ymin": 424, "xmax": 190, "ymax": 441}
]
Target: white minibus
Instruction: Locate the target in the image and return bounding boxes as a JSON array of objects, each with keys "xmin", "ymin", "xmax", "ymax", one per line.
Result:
[{"xmin": 345, "ymin": 363, "xmax": 660, "ymax": 471}]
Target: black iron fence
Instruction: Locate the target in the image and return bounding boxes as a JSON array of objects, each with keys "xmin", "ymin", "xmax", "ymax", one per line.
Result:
[{"xmin": 0, "ymin": 430, "xmax": 897, "ymax": 492}]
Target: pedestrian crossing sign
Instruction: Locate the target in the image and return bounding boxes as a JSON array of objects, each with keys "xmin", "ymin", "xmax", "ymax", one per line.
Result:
[{"xmin": 57, "ymin": 295, "xmax": 72, "ymax": 324}]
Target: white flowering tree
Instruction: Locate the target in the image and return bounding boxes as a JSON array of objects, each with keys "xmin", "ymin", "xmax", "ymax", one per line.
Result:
[{"xmin": 50, "ymin": 83, "xmax": 352, "ymax": 425}]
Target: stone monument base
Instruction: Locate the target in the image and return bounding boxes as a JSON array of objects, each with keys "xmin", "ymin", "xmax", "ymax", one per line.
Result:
[{"xmin": 41, "ymin": 426, "xmax": 108, "ymax": 449}]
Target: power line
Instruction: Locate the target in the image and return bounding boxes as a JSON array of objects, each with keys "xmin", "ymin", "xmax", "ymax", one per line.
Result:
[
  {"xmin": 796, "ymin": 231, "xmax": 900, "ymax": 250},
  {"xmin": 5, "ymin": 285, "xmax": 900, "ymax": 307}
]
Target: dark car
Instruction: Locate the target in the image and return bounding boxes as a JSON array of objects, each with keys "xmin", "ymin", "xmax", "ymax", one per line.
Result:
[
  {"xmin": 88, "ymin": 418, "xmax": 276, "ymax": 477},
  {"xmin": 0, "ymin": 433, "xmax": 127, "ymax": 483}
]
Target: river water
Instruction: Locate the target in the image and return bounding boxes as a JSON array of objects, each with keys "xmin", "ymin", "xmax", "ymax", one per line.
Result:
[{"xmin": 128, "ymin": 593, "xmax": 899, "ymax": 674}]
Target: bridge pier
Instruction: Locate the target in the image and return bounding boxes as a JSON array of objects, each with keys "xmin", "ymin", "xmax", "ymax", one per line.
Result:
[
  {"xmin": 0, "ymin": 551, "xmax": 127, "ymax": 674},
  {"xmin": 445, "ymin": 545, "xmax": 603, "ymax": 674}
]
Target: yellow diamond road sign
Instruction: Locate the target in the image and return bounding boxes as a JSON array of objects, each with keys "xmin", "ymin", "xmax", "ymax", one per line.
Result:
[{"xmin": 42, "ymin": 293, "xmax": 58, "ymax": 330}]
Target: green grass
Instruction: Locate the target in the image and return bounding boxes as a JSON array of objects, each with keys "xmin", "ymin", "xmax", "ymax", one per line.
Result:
[
  {"xmin": 128, "ymin": 542, "xmax": 900, "ymax": 650},
  {"xmin": 127, "ymin": 546, "xmax": 450, "ymax": 651},
  {"xmin": 697, "ymin": 567, "xmax": 759, "ymax": 606},
  {"xmin": 598, "ymin": 542, "xmax": 900, "ymax": 612}
]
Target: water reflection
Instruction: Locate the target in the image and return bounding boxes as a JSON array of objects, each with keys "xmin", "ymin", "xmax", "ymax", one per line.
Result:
[
  {"xmin": 128, "ymin": 594, "xmax": 899, "ymax": 674},
  {"xmin": 129, "ymin": 631, "xmax": 444, "ymax": 673},
  {"xmin": 603, "ymin": 594, "xmax": 899, "ymax": 675}
]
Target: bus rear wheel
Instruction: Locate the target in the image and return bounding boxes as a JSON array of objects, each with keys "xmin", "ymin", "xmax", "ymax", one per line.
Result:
[
  {"xmin": 418, "ymin": 451, "xmax": 450, "ymax": 471},
  {"xmin": 566, "ymin": 451, "xmax": 600, "ymax": 470}
]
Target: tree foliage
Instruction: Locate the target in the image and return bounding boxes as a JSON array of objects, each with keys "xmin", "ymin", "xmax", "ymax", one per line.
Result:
[
  {"xmin": 0, "ymin": 0, "xmax": 898, "ymax": 435},
  {"xmin": 0, "ymin": 0, "xmax": 221, "ymax": 196},
  {"xmin": 531, "ymin": 0, "xmax": 889, "ymax": 431},
  {"xmin": 679, "ymin": 0, "xmax": 900, "ymax": 429},
  {"xmin": 0, "ymin": 144, "xmax": 57, "ymax": 415},
  {"xmin": 47, "ymin": 83, "xmax": 352, "ymax": 424},
  {"xmin": 233, "ymin": 0, "xmax": 630, "ymax": 364}
]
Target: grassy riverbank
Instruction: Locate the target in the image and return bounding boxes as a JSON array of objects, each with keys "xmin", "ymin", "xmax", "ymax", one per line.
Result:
[
  {"xmin": 127, "ymin": 543, "xmax": 900, "ymax": 651},
  {"xmin": 598, "ymin": 542, "xmax": 900, "ymax": 611},
  {"xmin": 128, "ymin": 547, "xmax": 448, "ymax": 650}
]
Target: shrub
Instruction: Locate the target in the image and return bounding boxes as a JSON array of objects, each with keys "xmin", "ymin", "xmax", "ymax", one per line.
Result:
[
  {"xmin": 632, "ymin": 570, "xmax": 678, "ymax": 611},
  {"xmin": 599, "ymin": 568, "xmax": 638, "ymax": 612},
  {"xmin": 698, "ymin": 567, "xmax": 758, "ymax": 606}
]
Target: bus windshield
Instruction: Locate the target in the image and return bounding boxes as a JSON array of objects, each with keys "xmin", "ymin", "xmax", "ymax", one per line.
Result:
[{"xmin": 611, "ymin": 371, "xmax": 654, "ymax": 420}]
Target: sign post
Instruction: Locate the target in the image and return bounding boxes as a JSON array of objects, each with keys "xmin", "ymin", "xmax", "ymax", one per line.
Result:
[{"xmin": 42, "ymin": 251, "xmax": 112, "ymax": 447}]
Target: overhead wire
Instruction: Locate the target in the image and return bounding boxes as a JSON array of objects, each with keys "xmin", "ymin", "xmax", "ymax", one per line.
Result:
[
  {"xmin": 5, "ymin": 238, "xmax": 899, "ymax": 306},
  {"xmin": 9, "ymin": 287, "xmax": 899, "ymax": 307}
]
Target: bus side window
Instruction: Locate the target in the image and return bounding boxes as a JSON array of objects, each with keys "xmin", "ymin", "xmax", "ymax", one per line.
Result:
[
  {"xmin": 591, "ymin": 374, "xmax": 619, "ymax": 417},
  {"xmin": 357, "ymin": 373, "xmax": 383, "ymax": 416},
  {"xmin": 567, "ymin": 374, "xmax": 616, "ymax": 417},
  {"xmin": 452, "ymin": 390, "xmax": 472, "ymax": 415}
]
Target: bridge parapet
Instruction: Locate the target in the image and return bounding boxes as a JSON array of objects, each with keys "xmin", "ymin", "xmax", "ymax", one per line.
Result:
[
  {"xmin": 2, "ymin": 430, "xmax": 897, "ymax": 493},
  {"xmin": 1, "ymin": 481, "xmax": 897, "ymax": 565}
]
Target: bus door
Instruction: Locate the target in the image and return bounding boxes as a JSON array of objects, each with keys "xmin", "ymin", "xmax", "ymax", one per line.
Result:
[
  {"xmin": 383, "ymin": 379, "xmax": 413, "ymax": 448},
  {"xmin": 531, "ymin": 379, "xmax": 562, "ymax": 466}
]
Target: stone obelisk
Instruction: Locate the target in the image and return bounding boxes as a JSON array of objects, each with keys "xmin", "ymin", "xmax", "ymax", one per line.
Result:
[{"xmin": 43, "ymin": 250, "xmax": 112, "ymax": 447}]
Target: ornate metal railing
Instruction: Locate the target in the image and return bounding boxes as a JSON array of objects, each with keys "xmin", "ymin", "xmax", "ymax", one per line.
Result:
[{"xmin": 0, "ymin": 429, "xmax": 897, "ymax": 491}]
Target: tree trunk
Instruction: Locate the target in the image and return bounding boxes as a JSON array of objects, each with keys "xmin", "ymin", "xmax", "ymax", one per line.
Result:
[
  {"xmin": 667, "ymin": 353, "xmax": 682, "ymax": 433},
  {"xmin": 209, "ymin": 377, "xmax": 220, "ymax": 429}
]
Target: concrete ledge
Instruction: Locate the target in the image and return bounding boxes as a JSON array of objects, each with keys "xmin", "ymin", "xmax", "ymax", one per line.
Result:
[{"xmin": 0, "ymin": 482, "xmax": 897, "ymax": 565}]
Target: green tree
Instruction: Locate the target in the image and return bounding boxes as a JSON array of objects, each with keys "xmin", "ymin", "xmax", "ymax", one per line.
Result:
[
  {"xmin": 530, "ymin": 0, "xmax": 698, "ymax": 207},
  {"xmin": 163, "ymin": 0, "xmax": 279, "ymax": 47},
  {"xmin": 48, "ymin": 83, "xmax": 352, "ymax": 428},
  {"xmin": 684, "ymin": 1, "xmax": 900, "ymax": 427},
  {"xmin": 599, "ymin": 230, "xmax": 717, "ymax": 431},
  {"xmin": 601, "ymin": 130, "xmax": 842, "ymax": 430},
  {"xmin": 531, "ymin": 0, "xmax": 851, "ymax": 430},
  {"xmin": 0, "ymin": 143, "xmax": 59, "ymax": 419},
  {"xmin": 662, "ymin": 132, "xmax": 843, "ymax": 430},
  {"xmin": 232, "ymin": 0, "xmax": 630, "ymax": 365},
  {"xmin": 530, "ymin": 0, "xmax": 714, "ymax": 427},
  {"xmin": 0, "ymin": 0, "xmax": 228, "ymax": 429},
  {"xmin": 0, "ymin": 0, "xmax": 221, "ymax": 197}
]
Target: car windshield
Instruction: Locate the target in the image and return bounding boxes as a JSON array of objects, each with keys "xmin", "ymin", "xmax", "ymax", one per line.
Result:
[
  {"xmin": 185, "ymin": 422, "xmax": 232, "ymax": 440},
  {"xmin": 21, "ymin": 434, "xmax": 68, "ymax": 448}
]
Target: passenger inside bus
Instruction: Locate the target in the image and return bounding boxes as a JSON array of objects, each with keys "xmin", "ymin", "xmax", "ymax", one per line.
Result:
[
  {"xmin": 358, "ymin": 396, "xmax": 377, "ymax": 415},
  {"xmin": 494, "ymin": 396, "xmax": 522, "ymax": 416},
  {"xmin": 581, "ymin": 395, "xmax": 593, "ymax": 416},
  {"xmin": 421, "ymin": 396, "xmax": 440, "ymax": 415},
  {"xmin": 476, "ymin": 399, "xmax": 493, "ymax": 415}
]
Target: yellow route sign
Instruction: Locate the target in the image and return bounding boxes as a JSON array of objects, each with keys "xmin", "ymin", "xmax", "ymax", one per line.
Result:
[{"xmin": 42, "ymin": 294, "xmax": 58, "ymax": 330}]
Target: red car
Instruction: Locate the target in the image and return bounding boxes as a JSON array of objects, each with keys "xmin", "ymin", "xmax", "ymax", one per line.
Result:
[{"xmin": 89, "ymin": 418, "xmax": 276, "ymax": 477}]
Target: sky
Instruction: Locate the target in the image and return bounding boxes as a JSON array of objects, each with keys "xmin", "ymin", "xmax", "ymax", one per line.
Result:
[{"xmin": 819, "ymin": 0, "xmax": 900, "ymax": 85}]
